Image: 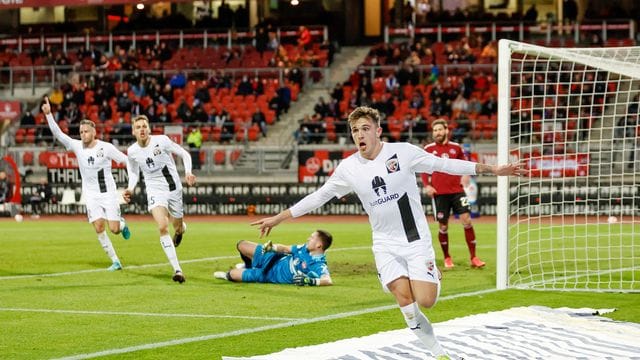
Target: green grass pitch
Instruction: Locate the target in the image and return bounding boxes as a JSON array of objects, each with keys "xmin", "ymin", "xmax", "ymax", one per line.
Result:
[{"xmin": 0, "ymin": 217, "xmax": 638, "ymax": 359}]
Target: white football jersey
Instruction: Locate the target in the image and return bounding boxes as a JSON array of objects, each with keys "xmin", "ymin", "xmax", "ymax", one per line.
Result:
[
  {"xmin": 46, "ymin": 114, "xmax": 127, "ymax": 195},
  {"xmin": 127, "ymin": 135, "xmax": 191, "ymax": 193},
  {"xmin": 290, "ymin": 142, "xmax": 476, "ymax": 248}
]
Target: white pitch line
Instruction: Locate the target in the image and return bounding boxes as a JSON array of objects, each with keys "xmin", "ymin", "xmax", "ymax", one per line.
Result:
[
  {"xmin": 0, "ymin": 308, "xmax": 300, "ymax": 322},
  {"xmin": 0, "ymin": 246, "xmax": 372, "ymax": 281},
  {"xmin": 52, "ymin": 288, "xmax": 499, "ymax": 360}
]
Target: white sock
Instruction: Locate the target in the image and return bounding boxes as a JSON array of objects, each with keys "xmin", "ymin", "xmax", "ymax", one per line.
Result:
[
  {"xmin": 119, "ymin": 217, "xmax": 126, "ymax": 231},
  {"xmin": 97, "ymin": 231, "xmax": 118, "ymax": 263},
  {"xmin": 400, "ymin": 302, "xmax": 447, "ymax": 356},
  {"xmin": 160, "ymin": 234, "xmax": 181, "ymax": 272}
]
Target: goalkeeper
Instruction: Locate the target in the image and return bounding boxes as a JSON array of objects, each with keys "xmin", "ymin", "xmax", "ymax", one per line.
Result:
[{"xmin": 213, "ymin": 229, "xmax": 333, "ymax": 286}]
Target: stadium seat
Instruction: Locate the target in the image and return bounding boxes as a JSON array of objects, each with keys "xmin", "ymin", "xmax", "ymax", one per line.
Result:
[
  {"xmin": 22, "ymin": 151, "xmax": 34, "ymax": 165},
  {"xmin": 214, "ymin": 150, "xmax": 226, "ymax": 165},
  {"xmin": 59, "ymin": 188, "xmax": 77, "ymax": 212}
]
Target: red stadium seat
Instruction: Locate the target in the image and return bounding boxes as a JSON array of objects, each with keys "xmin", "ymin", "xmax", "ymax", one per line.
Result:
[{"xmin": 213, "ymin": 150, "xmax": 226, "ymax": 165}]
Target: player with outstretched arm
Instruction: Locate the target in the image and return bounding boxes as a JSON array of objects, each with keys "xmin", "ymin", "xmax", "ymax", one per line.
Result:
[
  {"xmin": 42, "ymin": 97, "xmax": 131, "ymax": 271},
  {"xmin": 123, "ymin": 115, "xmax": 196, "ymax": 283},
  {"xmin": 252, "ymin": 106, "xmax": 525, "ymax": 359}
]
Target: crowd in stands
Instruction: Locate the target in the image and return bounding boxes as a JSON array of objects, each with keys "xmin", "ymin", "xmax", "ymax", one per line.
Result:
[
  {"xmin": 15, "ymin": 61, "xmax": 300, "ymax": 147},
  {"xmin": 296, "ymin": 33, "xmax": 628, "ymax": 148}
]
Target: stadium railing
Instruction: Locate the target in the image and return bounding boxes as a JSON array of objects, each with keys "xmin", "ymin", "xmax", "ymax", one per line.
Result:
[{"xmin": 385, "ymin": 19, "xmax": 635, "ymax": 44}]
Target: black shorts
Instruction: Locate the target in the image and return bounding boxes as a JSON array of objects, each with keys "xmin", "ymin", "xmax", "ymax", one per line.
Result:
[{"xmin": 433, "ymin": 192, "xmax": 470, "ymax": 223}]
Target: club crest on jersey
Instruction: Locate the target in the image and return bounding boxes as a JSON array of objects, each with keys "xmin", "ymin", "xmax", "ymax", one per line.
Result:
[
  {"xmin": 87, "ymin": 156, "xmax": 95, "ymax": 166},
  {"xmin": 153, "ymin": 145, "xmax": 162, "ymax": 156},
  {"xmin": 145, "ymin": 157, "xmax": 155, "ymax": 168},
  {"xmin": 385, "ymin": 154, "xmax": 400, "ymax": 173},
  {"xmin": 97, "ymin": 148, "xmax": 104, "ymax": 158},
  {"xmin": 449, "ymin": 149, "xmax": 457, "ymax": 155}
]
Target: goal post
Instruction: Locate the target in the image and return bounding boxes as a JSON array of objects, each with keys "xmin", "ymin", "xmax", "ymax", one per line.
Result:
[{"xmin": 496, "ymin": 39, "xmax": 640, "ymax": 292}]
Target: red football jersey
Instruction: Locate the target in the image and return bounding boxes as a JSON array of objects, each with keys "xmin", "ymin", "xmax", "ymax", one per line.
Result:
[{"xmin": 422, "ymin": 141, "xmax": 467, "ymax": 194}]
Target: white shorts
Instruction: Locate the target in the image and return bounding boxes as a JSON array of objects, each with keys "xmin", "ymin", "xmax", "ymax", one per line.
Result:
[
  {"xmin": 86, "ymin": 193, "xmax": 121, "ymax": 223},
  {"xmin": 146, "ymin": 188, "xmax": 184, "ymax": 218},
  {"xmin": 374, "ymin": 243, "xmax": 440, "ymax": 293}
]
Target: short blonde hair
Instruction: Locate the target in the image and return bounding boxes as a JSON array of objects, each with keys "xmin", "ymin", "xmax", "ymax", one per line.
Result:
[
  {"xmin": 347, "ymin": 106, "xmax": 381, "ymax": 128},
  {"xmin": 132, "ymin": 115, "xmax": 150, "ymax": 126},
  {"xmin": 79, "ymin": 119, "xmax": 96, "ymax": 128}
]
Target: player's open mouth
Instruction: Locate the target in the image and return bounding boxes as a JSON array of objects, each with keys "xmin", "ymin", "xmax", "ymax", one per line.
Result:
[{"xmin": 358, "ymin": 141, "xmax": 366, "ymax": 150}]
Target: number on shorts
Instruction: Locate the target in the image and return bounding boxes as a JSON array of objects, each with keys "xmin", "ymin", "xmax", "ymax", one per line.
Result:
[{"xmin": 460, "ymin": 196, "xmax": 469, "ymax": 207}]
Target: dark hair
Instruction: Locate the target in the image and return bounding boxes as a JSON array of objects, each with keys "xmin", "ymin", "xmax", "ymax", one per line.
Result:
[
  {"xmin": 316, "ymin": 229, "xmax": 333, "ymax": 250},
  {"xmin": 347, "ymin": 106, "xmax": 381, "ymax": 128}
]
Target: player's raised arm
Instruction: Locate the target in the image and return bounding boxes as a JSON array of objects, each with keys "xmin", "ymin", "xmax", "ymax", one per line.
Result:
[{"xmin": 42, "ymin": 96, "xmax": 73, "ymax": 148}]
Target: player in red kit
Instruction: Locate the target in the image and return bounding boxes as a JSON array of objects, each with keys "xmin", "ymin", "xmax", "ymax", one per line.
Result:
[{"xmin": 421, "ymin": 119, "xmax": 485, "ymax": 269}]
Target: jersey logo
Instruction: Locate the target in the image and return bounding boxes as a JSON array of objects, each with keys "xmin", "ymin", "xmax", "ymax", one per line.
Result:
[
  {"xmin": 145, "ymin": 157, "xmax": 155, "ymax": 168},
  {"xmin": 97, "ymin": 148, "xmax": 104, "ymax": 158},
  {"xmin": 449, "ymin": 149, "xmax": 457, "ymax": 155},
  {"xmin": 153, "ymin": 144, "xmax": 162, "ymax": 156},
  {"xmin": 385, "ymin": 154, "xmax": 400, "ymax": 173},
  {"xmin": 371, "ymin": 176, "xmax": 387, "ymax": 196},
  {"xmin": 87, "ymin": 156, "xmax": 95, "ymax": 166}
]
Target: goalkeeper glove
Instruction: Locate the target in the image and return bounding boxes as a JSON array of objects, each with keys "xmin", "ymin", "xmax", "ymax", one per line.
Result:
[
  {"xmin": 261, "ymin": 240, "xmax": 274, "ymax": 254},
  {"xmin": 293, "ymin": 272, "xmax": 318, "ymax": 286}
]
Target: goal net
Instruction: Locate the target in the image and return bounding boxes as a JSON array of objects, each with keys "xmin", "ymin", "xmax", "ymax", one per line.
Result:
[{"xmin": 496, "ymin": 39, "xmax": 639, "ymax": 292}]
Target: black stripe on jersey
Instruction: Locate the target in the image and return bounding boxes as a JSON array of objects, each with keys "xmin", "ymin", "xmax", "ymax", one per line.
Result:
[
  {"xmin": 398, "ymin": 193, "xmax": 420, "ymax": 242},
  {"xmin": 97, "ymin": 169, "xmax": 107, "ymax": 193},
  {"xmin": 162, "ymin": 165, "xmax": 177, "ymax": 191}
]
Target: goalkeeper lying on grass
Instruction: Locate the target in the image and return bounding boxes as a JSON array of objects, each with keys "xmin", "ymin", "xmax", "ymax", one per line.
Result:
[{"xmin": 214, "ymin": 229, "xmax": 333, "ymax": 286}]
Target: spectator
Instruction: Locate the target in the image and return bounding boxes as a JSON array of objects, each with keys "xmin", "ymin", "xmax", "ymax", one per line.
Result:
[
  {"xmin": 236, "ymin": 75, "xmax": 253, "ymax": 96},
  {"xmin": 297, "ymin": 25, "xmax": 312, "ymax": 51},
  {"xmin": 314, "ymin": 97, "xmax": 330, "ymax": 117},
  {"xmin": 0, "ymin": 170, "xmax": 12, "ymax": 205},
  {"xmin": 29, "ymin": 177, "xmax": 52, "ymax": 219},
  {"xmin": 169, "ymin": 72, "xmax": 186, "ymax": 89},
  {"xmin": 563, "ymin": 0, "xmax": 578, "ymax": 25},
  {"xmin": 481, "ymin": 95, "xmax": 497, "ymax": 116},
  {"xmin": 524, "ymin": 4, "xmax": 538, "ymax": 22},
  {"xmin": 251, "ymin": 107, "xmax": 268, "ymax": 137},
  {"xmin": 186, "ymin": 127, "xmax": 203, "ymax": 170}
]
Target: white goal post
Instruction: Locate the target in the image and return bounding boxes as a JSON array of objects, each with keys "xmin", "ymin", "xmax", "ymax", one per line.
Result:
[{"xmin": 497, "ymin": 39, "xmax": 639, "ymax": 292}]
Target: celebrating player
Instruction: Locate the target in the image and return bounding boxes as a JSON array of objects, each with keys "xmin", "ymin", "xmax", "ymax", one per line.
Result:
[
  {"xmin": 42, "ymin": 97, "xmax": 130, "ymax": 271},
  {"xmin": 123, "ymin": 115, "xmax": 196, "ymax": 283},
  {"xmin": 252, "ymin": 106, "xmax": 525, "ymax": 360},
  {"xmin": 422, "ymin": 119, "xmax": 485, "ymax": 269},
  {"xmin": 213, "ymin": 229, "xmax": 333, "ymax": 286}
]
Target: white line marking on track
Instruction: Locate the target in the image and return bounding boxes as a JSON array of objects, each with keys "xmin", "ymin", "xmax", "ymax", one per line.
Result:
[
  {"xmin": 0, "ymin": 246, "xmax": 370, "ymax": 281},
  {"xmin": 0, "ymin": 308, "xmax": 300, "ymax": 321},
  {"xmin": 52, "ymin": 288, "xmax": 499, "ymax": 360}
]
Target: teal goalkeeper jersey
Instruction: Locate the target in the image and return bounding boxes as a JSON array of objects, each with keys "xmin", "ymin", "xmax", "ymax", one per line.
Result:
[{"xmin": 267, "ymin": 244, "xmax": 330, "ymax": 284}]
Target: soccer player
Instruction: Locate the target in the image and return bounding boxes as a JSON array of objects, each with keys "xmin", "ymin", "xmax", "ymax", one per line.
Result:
[
  {"xmin": 422, "ymin": 119, "xmax": 485, "ymax": 269},
  {"xmin": 252, "ymin": 106, "xmax": 525, "ymax": 360},
  {"xmin": 213, "ymin": 229, "xmax": 333, "ymax": 286},
  {"xmin": 42, "ymin": 97, "xmax": 130, "ymax": 271},
  {"xmin": 123, "ymin": 115, "xmax": 196, "ymax": 283}
]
